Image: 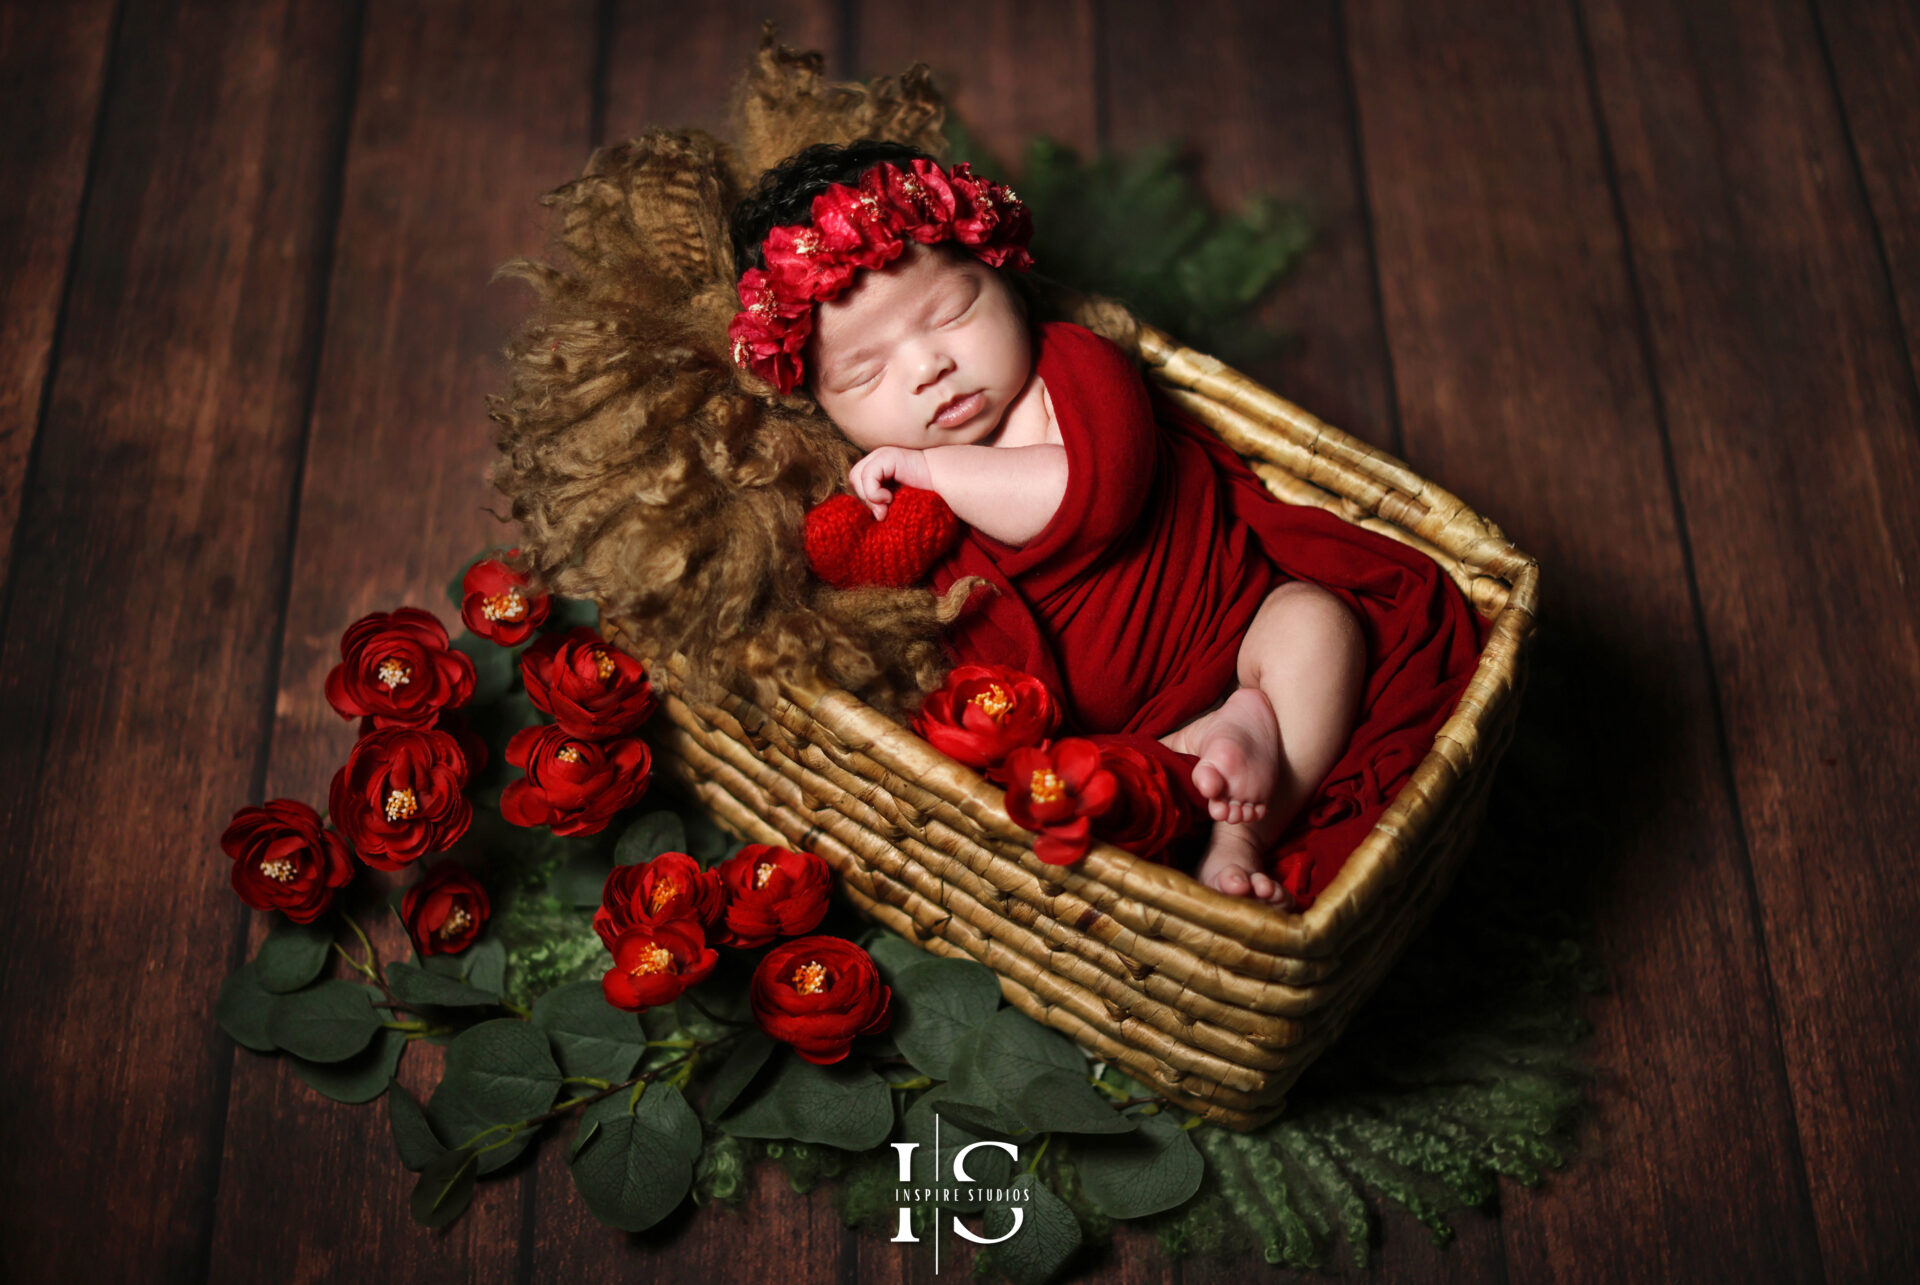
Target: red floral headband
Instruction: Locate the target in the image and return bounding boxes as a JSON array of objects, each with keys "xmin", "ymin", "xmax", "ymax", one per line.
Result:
[{"xmin": 729, "ymin": 158, "xmax": 1034, "ymax": 394}]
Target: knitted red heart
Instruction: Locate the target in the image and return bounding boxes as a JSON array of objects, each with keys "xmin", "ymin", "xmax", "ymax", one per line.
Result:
[{"xmin": 804, "ymin": 486, "xmax": 962, "ymax": 589}]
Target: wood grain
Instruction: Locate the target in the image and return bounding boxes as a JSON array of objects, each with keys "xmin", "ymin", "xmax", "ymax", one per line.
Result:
[
  {"xmin": 0, "ymin": 0, "xmax": 115, "ymax": 582},
  {"xmin": 1343, "ymin": 0, "xmax": 1826, "ymax": 1280},
  {"xmin": 1814, "ymin": 1, "xmax": 1920, "ymax": 406},
  {"xmin": 1579, "ymin": 0, "xmax": 1920, "ymax": 1276},
  {"xmin": 0, "ymin": 0, "xmax": 359, "ymax": 1278},
  {"xmin": 202, "ymin": 3, "xmax": 596, "ymax": 1281}
]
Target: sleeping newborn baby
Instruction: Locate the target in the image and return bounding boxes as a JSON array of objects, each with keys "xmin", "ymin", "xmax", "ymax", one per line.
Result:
[{"xmin": 728, "ymin": 140, "xmax": 1367, "ymax": 909}]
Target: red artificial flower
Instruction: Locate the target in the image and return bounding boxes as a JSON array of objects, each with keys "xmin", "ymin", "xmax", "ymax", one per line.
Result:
[
  {"xmin": 220, "ymin": 799, "xmax": 355, "ymax": 923},
  {"xmin": 713, "ymin": 845, "xmax": 832, "ymax": 949},
  {"xmin": 499, "ymin": 724, "xmax": 650, "ymax": 837},
  {"xmin": 458, "ymin": 554, "xmax": 551, "ymax": 646},
  {"xmin": 519, "ymin": 628, "xmax": 658, "ymax": 741},
  {"xmin": 324, "ymin": 607, "xmax": 475, "ymax": 730},
  {"xmin": 1090, "ymin": 742, "xmax": 1196, "ymax": 864},
  {"xmin": 328, "ymin": 727, "xmax": 473, "ymax": 870},
  {"xmin": 750, "ymin": 936, "xmax": 892, "ymax": 1066},
  {"xmin": 594, "ymin": 852, "xmax": 726, "ymax": 949},
  {"xmin": 601, "ymin": 920, "xmax": 719, "ymax": 1013},
  {"xmin": 912, "ymin": 664, "xmax": 1060, "ymax": 777},
  {"xmin": 401, "ymin": 861, "xmax": 490, "ymax": 956},
  {"xmin": 1001, "ymin": 738, "xmax": 1120, "ymax": 866},
  {"xmin": 359, "ymin": 708, "xmax": 486, "ymax": 777}
]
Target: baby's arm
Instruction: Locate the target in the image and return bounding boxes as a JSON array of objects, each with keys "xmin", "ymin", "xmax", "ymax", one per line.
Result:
[{"xmin": 849, "ymin": 444, "xmax": 1068, "ymax": 547}]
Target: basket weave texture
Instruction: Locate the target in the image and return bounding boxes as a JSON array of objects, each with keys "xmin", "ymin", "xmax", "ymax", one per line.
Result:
[{"xmin": 608, "ymin": 314, "xmax": 1538, "ymax": 1130}]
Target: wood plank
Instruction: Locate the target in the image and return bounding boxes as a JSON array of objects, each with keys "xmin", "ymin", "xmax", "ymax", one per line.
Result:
[
  {"xmin": 1578, "ymin": 0, "xmax": 1920, "ymax": 1277},
  {"xmin": 1343, "ymin": 0, "xmax": 1827, "ymax": 1280},
  {"xmin": 1814, "ymin": 1, "xmax": 1920, "ymax": 402},
  {"xmin": 0, "ymin": 0, "xmax": 359, "ymax": 1279},
  {"xmin": 1102, "ymin": 3, "xmax": 1489, "ymax": 1279},
  {"xmin": 0, "ymin": 0, "xmax": 115, "ymax": 580},
  {"xmin": 1104, "ymin": 0, "xmax": 1397, "ymax": 450},
  {"xmin": 202, "ymin": 2, "xmax": 597, "ymax": 1280},
  {"xmin": 513, "ymin": 3, "xmax": 867, "ymax": 1281}
]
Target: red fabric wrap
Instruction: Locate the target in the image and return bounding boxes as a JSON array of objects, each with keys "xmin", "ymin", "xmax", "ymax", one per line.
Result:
[{"xmin": 931, "ymin": 321, "xmax": 1490, "ymax": 907}]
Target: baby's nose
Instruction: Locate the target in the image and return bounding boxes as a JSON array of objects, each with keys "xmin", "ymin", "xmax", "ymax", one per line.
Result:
[{"xmin": 914, "ymin": 347, "xmax": 956, "ymax": 390}]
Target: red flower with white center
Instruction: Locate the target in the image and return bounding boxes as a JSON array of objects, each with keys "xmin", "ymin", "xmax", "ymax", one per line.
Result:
[
  {"xmin": 600, "ymin": 920, "xmax": 718, "ymax": 1013},
  {"xmin": 713, "ymin": 845, "xmax": 832, "ymax": 949},
  {"xmin": 749, "ymin": 936, "xmax": 891, "ymax": 1066},
  {"xmin": 519, "ymin": 628, "xmax": 657, "ymax": 741},
  {"xmin": 324, "ymin": 607, "xmax": 475, "ymax": 730},
  {"xmin": 499, "ymin": 723, "xmax": 650, "ymax": 837},
  {"xmin": 401, "ymin": 861, "xmax": 490, "ymax": 956},
  {"xmin": 458, "ymin": 554, "xmax": 551, "ymax": 646},
  {"xmin": 1001, "ymin": 738, "xmax": 1120, "ymax": 866},
  {"xmin": 328, "ymin": 727, "xmax": 473, "ymax": 870},
  {"xmin": 220, "ymin": 799, "xmax": 355, "ymax": 923},
  {"xmin": 912, "ymin": 664, "xmax": 1060, "ymax": 778},
  {"xmin": 593, "ymin": 851, "xmax": 725, "ymax": 949}
]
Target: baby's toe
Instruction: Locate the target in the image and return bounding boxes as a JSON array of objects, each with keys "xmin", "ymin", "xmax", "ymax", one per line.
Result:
[
  {"xmin": 1193, "ymin": 762, "xmax": 1228, "ymax": 802},
  {"xmin": 1210, "ymin": 865, "xmax": 1251, "ymax": 896}
]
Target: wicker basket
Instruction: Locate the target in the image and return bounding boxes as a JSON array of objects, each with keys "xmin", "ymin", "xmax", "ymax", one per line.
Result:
[{"xmin": 607, "ymin": 316, "xmax": 1538, "ymax": 1130}]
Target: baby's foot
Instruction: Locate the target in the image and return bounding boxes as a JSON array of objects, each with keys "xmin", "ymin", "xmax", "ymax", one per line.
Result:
[
  {"xmin": 1195, "ymin": 821, "xmax": 1297, "ymax": 910},
  {"xmin": 1189, "ymin": 687, "xmax": 1282, "ymax": 825}
]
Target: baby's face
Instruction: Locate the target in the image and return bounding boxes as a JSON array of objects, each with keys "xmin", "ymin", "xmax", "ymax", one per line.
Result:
[{"xmin": 806, "ymin": 242, "xmax": 1032, "ymax": 453}]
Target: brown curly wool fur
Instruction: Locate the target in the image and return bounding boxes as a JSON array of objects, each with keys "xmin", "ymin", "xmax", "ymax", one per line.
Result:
[{"xmin": 487, "ymin": 27, "xmax": 984, "ymax": 714}]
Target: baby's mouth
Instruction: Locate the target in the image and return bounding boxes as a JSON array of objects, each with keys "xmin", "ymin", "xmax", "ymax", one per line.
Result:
[{"xmin": 930, "ymin": 391, "xmax": 984, "ymax": 428}]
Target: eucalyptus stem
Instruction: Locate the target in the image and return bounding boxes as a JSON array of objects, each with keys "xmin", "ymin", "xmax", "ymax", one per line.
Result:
[{"xmin": 1027, "ymin": 1133, "xmax": 1053, "ymax": 1174}]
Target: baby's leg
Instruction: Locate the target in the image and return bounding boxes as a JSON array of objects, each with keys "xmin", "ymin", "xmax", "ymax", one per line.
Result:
[{"xmin": 1173, "ymin": 582, "xmax": 1366, "ymax": 906}]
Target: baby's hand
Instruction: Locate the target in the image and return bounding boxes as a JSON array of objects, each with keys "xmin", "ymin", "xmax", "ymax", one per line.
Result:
[{"xmin": 848, "ymin": 446, "xmax": 933, "ymax": 521}]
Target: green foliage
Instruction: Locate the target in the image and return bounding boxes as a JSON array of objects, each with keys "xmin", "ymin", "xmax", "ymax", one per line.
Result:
[
  {"xmin": 944, "ymin": 120, "xmax": 1312, "ymax": 368},
  {"xmin": 1072, "ymin": 1112, "xmax": 1203, "ymax": 1218},
  {"xmin": 252, "ymin": 917, "xmax": 335, "ymax": 994},
  {"xmin": 568, "ymin": 1083, "xmax": 703, "ymax": 1232},
  {"xmin": 718, "ymin": 1051, "xmax": 894, "ymax": 1151},
  {"xmin": 614, "ymin": 810, "xmax": 687, "ymax": 866},
  {"xmin": 289, "ymin": 1026, "xmax": 407, "ymax": 1105},
  {"xmin": 974, "ymin": 1174, "xmax": 1084, "ymax": 1285},
  {"xmin": 266, "ymin": 980, "xmax": 382, "ymax": 1063},
  {"xmin": 890, "ymin": 955, "xmax": 1003, "ymax": 1080},
  {"xmin": 387, "ymin": 1082, "xmax": 445, "ymax": 1172},
  {"xmin": 386, "ymin": 961, "xmax": 499, "ymax": 1009},
  {"xmin": 426, "ymin": 1019, "xmax": 562, "ymax": 1174},
  {"xmin": 410, "ymin": 1148, "xmax": 477, "ymax": 1229},
  {"xmin": 215, "ymin": 964, "xmax": 280, "ymax": 1053},
  {"xmin": 532, "ymin": 980, "xmax": 646, "ymax": 1083},
  {"xmin": 701, "ymin": 1028, "xmax": 777, "ymax": 1120}
]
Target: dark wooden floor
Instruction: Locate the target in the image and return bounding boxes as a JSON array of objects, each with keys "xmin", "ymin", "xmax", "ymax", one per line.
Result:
[{"xmin": 3, "ymin": 0, "xmax": 1917, "ymax": 1280}]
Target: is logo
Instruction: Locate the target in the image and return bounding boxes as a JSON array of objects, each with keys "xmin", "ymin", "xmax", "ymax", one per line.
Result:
[{"xmin": 888, "ymin": 1115, "xmax": 1031, "ymax": 1269}]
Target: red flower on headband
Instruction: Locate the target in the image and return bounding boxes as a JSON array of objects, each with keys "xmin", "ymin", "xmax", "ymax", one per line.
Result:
[{"xmin": 730, "ymin": 157, "xmax": 1033, "ymax": 394}]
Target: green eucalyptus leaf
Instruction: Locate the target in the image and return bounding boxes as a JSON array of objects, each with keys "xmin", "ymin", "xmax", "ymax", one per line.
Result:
[
  {"xmin": 892, "ymin": 956, "xmax": 1003, "ymax": 1079},
  {"xmin": 409, "ymin": 1147, "xmax": 477, "ymax": 1229},
  {"xmin": 681, "ymin": 806, "xmax": 729, "ymax": 862},
  {"xmin": 387, "ymin": 961, "xmax": 498, "ymax": 1008},
  {"xmin": 613, "ymin": 811, "xmax": 687, "ymax": 866},
  {"xmin": 976, "ymin": 1172, "xmax": 1083, "ymax": 1285},
  {"xmin": 215, "ymin": 964, "xmax": 280, "ymax": 1052},
  {"xmin": 452, "ymin": 630, "xmax": 515, "ymax": 707},
  {"xmin": 544, "ymin": 596, "xmax": 600, "ymax": 633},
  {"xmin": 252, "ymin": 918, "xmax": 335, "ymax": 994},
  {"xmin": 290, "ymin": 1025, "xmax": 406, "ymax": 1104},
  {"xmin": 718, "ymin": 1051, "xmax": 893, "ymax": 1150},
  {"xmin": 532, "ymin": 980, "xmax": 645, "ymax": 1083},
  {"xmin": 464, "ymin": 939, "xmax": 508, "ymax": 996},
  {"xmin": 701, "ymin": 1028, "xmax": 776, "ymax": 1120},
  {"xmin": 426, "ymin": 1019, "xmax": 563, "ymax": 1174},
  {"xmin": 551, "ymin": 849, "xmax": 614, "ymax": 909},
  {"xmin": 940, "ymin": 1024, "xmax": 1027, "ymax": 1137},
  {"xmin": 969, "ymin": 1008, "xmax": 1086, "ymax": 1113},
  {"xmin": 863, "ymin": 932, "xmax": 934, "ymax": 985},
  {"xmin": 388, "ymin": 1081, "xmax": 446, "ymax": 1172},
  {"xmin": 569, "ymin": 1083, "xmax": 702, "ymax": 1232},
  {"xmin": 1008, "ymin": 1068, "xmax": 1135, "ymax": 1136},
  {"xmin": 1075, "ymin": 1111, "xmax": 1204, "ymax": 1218},
  {"xmin": 265, "ymin": 980, "xmax": 381, "ymax": 1063}
]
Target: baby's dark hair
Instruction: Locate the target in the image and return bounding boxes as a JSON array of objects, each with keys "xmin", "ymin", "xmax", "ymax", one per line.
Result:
[{"xmin": 729, "ymin": 139, "xmax": 936, "ymax": 278}]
